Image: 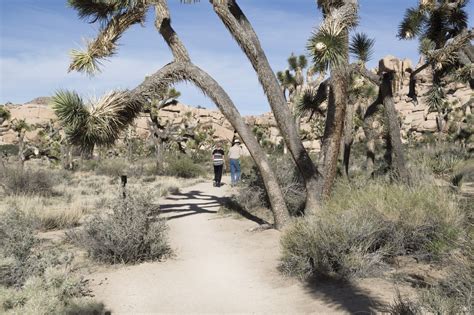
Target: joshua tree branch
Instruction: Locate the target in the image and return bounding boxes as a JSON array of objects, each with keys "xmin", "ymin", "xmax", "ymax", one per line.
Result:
[
  {"xmin": 148, "ymin": 0, "xmax": 291, "ymax": 228},
  {"xmin": 154, "ymin": 0, "xmax": 191, "ymax": 62},
  {"xmin": 211, "ymin": 0, "xmax": 323, "ymax": 213},
  {"xmin": 130, "ymin": 61, "xmax": 290, "ymax": 228}
]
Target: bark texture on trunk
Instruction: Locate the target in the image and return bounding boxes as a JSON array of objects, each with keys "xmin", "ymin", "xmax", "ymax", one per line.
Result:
[
  {"xmin": 380, "ymin": 72, "xmax": 410, "ymax": 183},
  {"xmin": 342, "ymin": 101, "xmax": 354, "ymax": 179},
  {"xmin": 362, "ymin": 100, "xmax": 382, "ymax": 177},
  {"xmin": 210, "ymin": 0, "xmax": 322, "ymax": 215},
  {"xmin": 319, "ymin": 70, "xmax": 348, "ymax": 199},
  {"xmin": 132, "ymin": 62, "xmax": 290, "ymax": 228},
  {"xmin": 147, "ymin": 117, "xmax": 164, "ymax": 170},
  {"xmin": 149, "ymin": 1, "xmax": 290, "ymax": 228}
]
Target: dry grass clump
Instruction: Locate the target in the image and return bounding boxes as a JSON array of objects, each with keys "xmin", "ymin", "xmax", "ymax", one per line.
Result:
[
  {"xmin": 1, "ymin": 195, "xmax": 85, "ymax": 231},
  {"xmin": 68, "ymin": 190, "xmax": 171, "ymax": 264},
  {"xmin": 280, "ymin": 178, "xmax": 465, "ymax": 280},
  {"xmin": 388, "ymin": 258, "xmax": 472, "ymax": 314},
  {"xmin": 0, "ymin": 209, "xmax": 101, "ymax": 314},
  {"xmin": 95, "ymin": 158, "xmax": 129, "ymax": 177},
  {"xmin": 0, "ymin": 166, "xmax": 56, "ymax": 196},
  {"xmin": 411, "ymin": 145, "xmax": 470, "ymax": 177}
]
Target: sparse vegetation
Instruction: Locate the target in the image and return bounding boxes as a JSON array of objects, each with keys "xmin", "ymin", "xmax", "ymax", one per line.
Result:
[
  {"xmin": 280, "ymin": 176, "xmax": 465, "ymax": 280},
  {"xmin": 0, "ymin": 208, "xmax": 101, "ymax": 314},
  {"xmin": 68, "ymin": 191, "xmax": 171, "ymax": 264},
  {"xmin": 0, "ymin": 166, "xmax": 56, "ymax": 196}
]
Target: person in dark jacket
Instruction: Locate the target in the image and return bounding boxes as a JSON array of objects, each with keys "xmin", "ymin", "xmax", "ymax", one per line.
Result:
[{"xmin": 212, "ymin": 142, "xmax": 225, "ymax": 187}]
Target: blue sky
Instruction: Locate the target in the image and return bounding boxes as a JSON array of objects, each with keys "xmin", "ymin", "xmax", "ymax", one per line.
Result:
[{"xmin": 1, "ymin": 0, "xmax": 472, "ymax": 115}]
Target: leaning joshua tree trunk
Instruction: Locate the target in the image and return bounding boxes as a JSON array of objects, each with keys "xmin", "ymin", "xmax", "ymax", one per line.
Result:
[
  {"xmin": 319, "ymin": 69, "xmax": 348, "ymax": 198},
  {"xmin": 210, "ymin": 0, "xmax": 322, "ymax": 214},
  {"xmin": 152, "ymin": 0, "xmax": 290, "ymax": 228}
]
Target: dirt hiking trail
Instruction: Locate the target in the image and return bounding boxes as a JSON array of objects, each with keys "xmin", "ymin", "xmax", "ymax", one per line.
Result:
[{"xmin": 90, "ymin": 177, "xmax": 398, "ymax": 314}]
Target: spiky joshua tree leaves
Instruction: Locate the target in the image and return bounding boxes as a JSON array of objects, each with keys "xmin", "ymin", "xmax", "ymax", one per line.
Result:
[
  {"xmin": 68, "ymin": 0, "xmax": 147, "ymax": 75},
  {"xmin": 51, "ymin": 89, "xmax": 142, "ymax": 155},
  {"xmin": 306, "ymin": 0, "xmax": 359, "ymax": 198}
]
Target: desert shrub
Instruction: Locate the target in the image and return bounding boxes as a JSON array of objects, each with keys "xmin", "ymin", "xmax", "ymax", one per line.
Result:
[
  {"xmin": 0, "ymin": 208, "xmax": 66, "ymax": 287},
  {"xmin": 412, "ymin": 145, "xmax": 470, "ymax": 177},
  {"xmin": 280, "ymin": 211, "xmax": 390, "ymax": 280},
  {"xmin": 0, "ymin": 106, "xmax": 11, "ymax": 121},
  {"xmin": 95, "ymin": 158, "xmax": 129, "ymax": 177},
  {"xmin": 0, "ymin": 209, "xmax": 36, "ymax": 264},
  {"xmin": 165, "ymin": 155, "xmax": 205, "ymax": 178},
  {"xmin": 68, "ymin": 191, "xmax": 171, "ymax": 264},
  {"xmin": 0, "ymin": 267, "xmax": 97, "ymax": 314},
  {"xmin": 387, "ymin": 291, "xmax": 421, "ymax": 315},
  {"xmin": 0, "ymin": 144, "xmax": 19, "ymax": 157},
  {"xmin": 388, "ymin": 259, "xmax": 472, "ymax": 315},
  {"xmin": 0, "ymin": 166, "xmax": 55, "ymax": 196},
  {"xmin": 280, "ymin": 179, "xmax": 464, "ymax": 280},
  {"xmin": 451, "ymin": 159, "xmax": 474, "ymax": 187},
  {"xmin": 77, "ymin": 159, "xmax": 100, "ymax": 172},
  {"xmin": 236, "ymin": 155, "xmax": 305, "ymax": 216}
]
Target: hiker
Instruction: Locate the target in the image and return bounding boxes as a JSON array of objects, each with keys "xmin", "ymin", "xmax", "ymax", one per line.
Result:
[
  {"xmin": 212, "ymin": 142, "xmax": 225, "ymax": 187},
  {"xmin": 228, "ymin": 139, "xmax": 243, "ymax": 186}
]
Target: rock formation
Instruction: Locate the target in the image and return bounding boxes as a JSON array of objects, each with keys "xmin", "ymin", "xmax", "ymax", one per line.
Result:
[{"xmin": 0, "ymin": 55, "xmax": 472, "ymax": 155}]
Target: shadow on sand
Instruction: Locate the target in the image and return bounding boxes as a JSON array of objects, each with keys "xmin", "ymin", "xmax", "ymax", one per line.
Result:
[
  {"xmin": 303, "ymin": 276, "xmax": 387, "ymax": 314},
  {"xmin": 159, "ymin": 189, "xmax": 267, "ymax": 226}
]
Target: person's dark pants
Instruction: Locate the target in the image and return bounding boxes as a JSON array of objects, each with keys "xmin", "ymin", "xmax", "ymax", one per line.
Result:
[{"xmin": 214, "ymin": 164, "xmax": 223, "ymax": 186}]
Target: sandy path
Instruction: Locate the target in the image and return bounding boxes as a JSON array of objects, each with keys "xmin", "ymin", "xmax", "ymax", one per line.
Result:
[{"xmin": 90, "ymin": 177, "xmax": 396, "ymax": 314}]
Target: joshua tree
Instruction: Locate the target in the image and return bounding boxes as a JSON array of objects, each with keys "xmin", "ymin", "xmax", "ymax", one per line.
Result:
[
  {"xmin": 64, "ymin": 0, "xmax": 291, "ymax": 229},
  {"xmin": 398, "ymin": 0, "xmax": 472, "ymax": 135},
  {"xmin": 342, "ymin": 32, "xmax": 376, "ymax": 178},
  {"xmin": 11, "ymin": 119, "xmax": 31, "ymax": 168},
  {"xmin": 208, "ymin": 0, "xmax": 323, "ymax": 213},
  {"xmin": 301, "ymin": 32, "xmax": 377, "ymax": 180},
  {"xmin": 52, "ymin": 89, "xmax": 142, "ymax": 158},
  {"xmin": 143, "ymin": 87, "xmax": 180, "ymax": 169},
  {"xmin": 307, "ymin": 0, "xmax": 358, "ymax": 197}
]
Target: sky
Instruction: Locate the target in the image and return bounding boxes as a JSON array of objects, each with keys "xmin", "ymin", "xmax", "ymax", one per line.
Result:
[{"xmin": 1, "ymin": 0, "xmax": 472, "ymax": 115}]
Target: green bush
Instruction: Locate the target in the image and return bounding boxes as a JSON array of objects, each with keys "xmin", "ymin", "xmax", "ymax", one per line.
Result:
[
  {"xmin": 0, "ymin": 167, "xmax": 56, "ymax": 196},
  {"xmin": 68, "ymin": 191, "xmax": 171, "ymax": 264},
  {"xmin": 165, "ymin": 155, "xmax": 205, "ymax": 178},
  {"xmin": 280, "ymin": 179, "xmax": 464, "ymax": 280}
]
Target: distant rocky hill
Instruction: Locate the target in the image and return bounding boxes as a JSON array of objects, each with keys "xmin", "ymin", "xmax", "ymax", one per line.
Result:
[{"xmin": 1, "ymin": 56, "xmax": 472, "ymax": 153}]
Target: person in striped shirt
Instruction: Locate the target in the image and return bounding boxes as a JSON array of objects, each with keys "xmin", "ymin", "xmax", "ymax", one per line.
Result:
[{"xmin": 212, "ymin": 142, "xmax": 225, "ymax": 187}]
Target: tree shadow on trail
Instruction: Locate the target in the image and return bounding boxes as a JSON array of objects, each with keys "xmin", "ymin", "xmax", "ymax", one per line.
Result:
[
  {"xmin": 303, "ymin": 276, "xmax": 387, "ymax": 314},
  {"xmin": 159, "ymin": 190, "xmax": 268, "ymax": 226}
]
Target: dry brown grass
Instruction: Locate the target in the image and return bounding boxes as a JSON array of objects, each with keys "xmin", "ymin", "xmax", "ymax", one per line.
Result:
[{"xmin": 0, "ymin": 166, "xmax": 204, "ymax": 231}]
